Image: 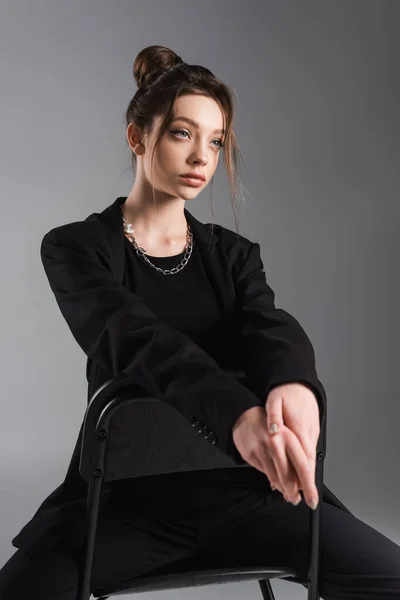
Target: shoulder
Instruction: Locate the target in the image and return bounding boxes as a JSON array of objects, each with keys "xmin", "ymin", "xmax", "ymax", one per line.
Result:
[
  {"xmin": 205, "ymin": 220, "xmax": 255, "ymax": 255},
  {"xmin": 39, "ymin": 210, "xmax": 114, "ymax": 276},
  {"xmin": 41, "ymin": 211, "xmax": 108, "ymax": 249},
  {"xmin": 203, "ymin": 221, "xmax": 260, "ymax": 277}
]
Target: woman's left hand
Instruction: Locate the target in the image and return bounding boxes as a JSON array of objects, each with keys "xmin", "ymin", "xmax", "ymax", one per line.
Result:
[{"xmin": 265, "ymin": 383, "xmax": 320, "ymax": 509}]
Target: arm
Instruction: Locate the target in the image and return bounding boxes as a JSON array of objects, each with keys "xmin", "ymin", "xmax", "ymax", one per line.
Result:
[
  {"xmin": 233, "ymin": 241, "xmax": 327, "ymax": 413},
  {"xmin": 40, "ymin": 224, "xmax": 264, "ymax": 464}
]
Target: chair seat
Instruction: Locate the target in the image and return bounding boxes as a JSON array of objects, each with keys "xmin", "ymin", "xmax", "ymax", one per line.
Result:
[{"xmin": 93, "ymin": 553, "xmax": 298, "ymax": 597}]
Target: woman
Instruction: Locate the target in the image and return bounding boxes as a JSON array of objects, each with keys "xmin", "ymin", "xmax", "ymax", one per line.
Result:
[{"xmin": 1, "ymin": 45, "xmax": 399, "ymax": 599}]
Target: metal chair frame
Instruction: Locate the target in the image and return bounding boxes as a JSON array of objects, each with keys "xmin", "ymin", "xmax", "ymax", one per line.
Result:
[{"xmin": 76, "ymin": 370, "xmax": 326, "ymax": 600}]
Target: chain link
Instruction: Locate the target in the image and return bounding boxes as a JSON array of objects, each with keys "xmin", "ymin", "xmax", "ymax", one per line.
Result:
[{"xmin": 121, "ymin": 205, "xmax": 193, "ymax": 275}]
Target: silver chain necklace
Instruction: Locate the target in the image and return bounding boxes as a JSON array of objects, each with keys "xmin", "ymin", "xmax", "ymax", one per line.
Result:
[{"xmin": 121, "ymin": 205, "xmax": 194, "ymax": 276}]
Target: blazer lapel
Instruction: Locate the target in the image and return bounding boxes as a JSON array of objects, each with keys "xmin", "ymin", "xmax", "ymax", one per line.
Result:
[{"xmin": 95, "ymin": 196, "xmax": 236, "ymax": 323}]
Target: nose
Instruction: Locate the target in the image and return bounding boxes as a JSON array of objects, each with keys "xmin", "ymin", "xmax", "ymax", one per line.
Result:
[
  {"xmin": 191, "ymin": 153, "xmax": 208, "ymax": 168},
  {"xmin": 190, "ymin": 143, "xmax": 210, "ymax": 167}
]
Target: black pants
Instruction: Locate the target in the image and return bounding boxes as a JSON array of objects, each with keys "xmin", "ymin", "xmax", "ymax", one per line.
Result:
[{"xmin": 1, "ymin": 468, "xmax": 400, "ymax": 599}]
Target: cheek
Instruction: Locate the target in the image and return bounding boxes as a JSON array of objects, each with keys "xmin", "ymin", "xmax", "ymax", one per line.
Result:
[{"xmin": 153, "ymin": 141, "xmax": 181, "ymax": 171}]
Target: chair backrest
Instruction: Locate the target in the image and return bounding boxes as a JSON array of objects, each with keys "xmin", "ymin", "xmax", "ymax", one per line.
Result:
[{"xmin": 79, "ymin": 369, "xmax": 252, "ymax": 482}]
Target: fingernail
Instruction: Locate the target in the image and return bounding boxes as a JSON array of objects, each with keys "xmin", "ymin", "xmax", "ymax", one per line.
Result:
[
  {"xmin": 309, "ymin": 497, "xmax": 318, "ymax": 510},
  {"xmin": 269, "ymin": 423, "xmax": 279, "ymax": 434}
]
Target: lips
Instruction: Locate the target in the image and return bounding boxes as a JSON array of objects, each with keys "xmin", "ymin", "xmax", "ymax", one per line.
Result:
[
  {"xmin": 180, "ymin": 176, "xmax": 204, "ymax": 187},
  {"xmin": 180, "ymin": 173, "xmax": 205, "ymax": 181}
]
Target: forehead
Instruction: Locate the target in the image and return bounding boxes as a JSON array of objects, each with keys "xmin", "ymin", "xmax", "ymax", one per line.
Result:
[{"xmin": 172, "ymin": 93, "xmax": 225, "ymax": 130}]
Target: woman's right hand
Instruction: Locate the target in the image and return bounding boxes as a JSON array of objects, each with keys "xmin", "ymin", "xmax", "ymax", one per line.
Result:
[{"xmin": 232, "ymin": 405, "xmax": 303, "ymax": 505}]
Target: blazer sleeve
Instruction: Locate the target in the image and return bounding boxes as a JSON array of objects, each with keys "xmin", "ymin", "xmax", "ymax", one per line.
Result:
[
  {"xmin": 40, "ymin": 224, "xmax": 264, "ymax": 465},
  {"xmin": 233, "ymin": 241, "xmax": 327, "ymax": 414}
]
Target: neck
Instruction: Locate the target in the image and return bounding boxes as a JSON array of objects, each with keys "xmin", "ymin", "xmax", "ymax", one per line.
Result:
[{"xmin": 123, "ymin": 193, "xmax": 187, "ymax": 243}]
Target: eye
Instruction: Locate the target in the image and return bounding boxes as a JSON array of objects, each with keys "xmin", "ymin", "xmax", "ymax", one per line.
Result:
[{"xmin": 170, "ymin": 130, "xmax": 224, "ymax": 149}]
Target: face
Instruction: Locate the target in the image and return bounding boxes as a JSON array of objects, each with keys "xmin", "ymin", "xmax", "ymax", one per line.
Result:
[{"xmin": 129, "ymin": 93, "xmax": 225, "ymax": 201}]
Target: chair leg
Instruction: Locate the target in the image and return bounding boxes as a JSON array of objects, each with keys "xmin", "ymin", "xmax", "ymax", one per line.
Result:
[
  {"xmin": 76, "ymin": 470, "xmax": 104, "ymax": 600},
  {"xmin": 258, "ymin": 579, "xmax": 276, "ymax": 600}
]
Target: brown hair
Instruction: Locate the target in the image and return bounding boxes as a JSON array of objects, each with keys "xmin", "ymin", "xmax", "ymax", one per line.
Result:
[{"xmin": 125, "ymin": 45, "xmax": 247, "ymax": 243}]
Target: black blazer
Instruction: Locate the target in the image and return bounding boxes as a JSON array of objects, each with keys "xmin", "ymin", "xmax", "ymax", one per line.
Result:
[{"xmin": 12, "ymin": 196, "xmax": 353, "ymax": 552}]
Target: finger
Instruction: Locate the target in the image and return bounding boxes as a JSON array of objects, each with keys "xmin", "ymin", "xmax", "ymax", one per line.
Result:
[
  {"xmin": 249, "ymin": 454, "xmax": 269, "ymax": 476},
  {"xmin": 266, "ymin": 395, "xmax": 299, "ymax": 491},
  {"xmin": 278, "ymin": 457, "xmax": 300, "ymax": 502},
  {"xmin": 265, "ymin": 395, "xmax": 300, "ymax": 502},
  {"xmin": 250, "ymin": 450, "xmax": 284, "ymax": 494},
  {"xmin": 285, "ymin": 443, "xmax": 304, "ymax": 492},
  {"xmin": 284, "ymin": 455, "xmax": 302, "ymax": 497},
  {"xmin": 264, "ymin": 394, "xmax": 289, "ymax": 493},
  {"xmin": 266, "ymin": 392, "xmax": 283, "ymax": 436},
  {"xmin": 265, "ymin": 430, "xmax": 300, "ymax": 502},
  {"xmin": 285, "ymin": 428, "xmax": 318, "ymax": 507}
]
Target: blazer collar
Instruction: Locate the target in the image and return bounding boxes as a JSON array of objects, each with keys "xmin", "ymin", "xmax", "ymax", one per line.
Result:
[{"xmin": 95, "ymin": 197, "xmax": 233, "ymax": 321}]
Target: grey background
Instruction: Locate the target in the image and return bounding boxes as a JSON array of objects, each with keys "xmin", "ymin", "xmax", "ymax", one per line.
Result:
[{"xmin": 1, "ymin": 1, "xmax": 399, "ymax": 597}]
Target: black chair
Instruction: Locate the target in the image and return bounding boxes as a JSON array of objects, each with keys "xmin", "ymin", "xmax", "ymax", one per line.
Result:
[{"xmin": 77, "ymin": 369, "xmax": 326, "ymax": 600}]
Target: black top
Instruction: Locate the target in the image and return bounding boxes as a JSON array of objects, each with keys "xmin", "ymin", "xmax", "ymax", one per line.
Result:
[
  {"xmin": 122, "ymin": 236, "xmax": 225, "ymax": 363},
  {"xmin": 109, "ymin": 236, "xmax": 266, "ymax": 506}
]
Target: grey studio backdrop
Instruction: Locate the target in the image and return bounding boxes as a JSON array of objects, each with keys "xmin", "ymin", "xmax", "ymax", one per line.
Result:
[{"xmin": 0, "ymin": 1, "xmax": 399, "ymax": 599}]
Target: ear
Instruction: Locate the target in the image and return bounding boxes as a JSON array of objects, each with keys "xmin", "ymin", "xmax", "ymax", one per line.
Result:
[{"xmin": 126, "ymin": 123, "xmax": 145, "ymax": 155}]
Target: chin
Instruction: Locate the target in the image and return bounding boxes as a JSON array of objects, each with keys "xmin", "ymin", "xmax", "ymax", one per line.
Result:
[{"xmin": 176, "ymin": 187, "xmax": 202, "ymax": 199}]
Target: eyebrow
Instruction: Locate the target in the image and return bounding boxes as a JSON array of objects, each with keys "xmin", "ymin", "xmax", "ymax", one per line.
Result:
[{"xmin": 171, "ymin": 116, "xmax": 225, "ymax": 135}]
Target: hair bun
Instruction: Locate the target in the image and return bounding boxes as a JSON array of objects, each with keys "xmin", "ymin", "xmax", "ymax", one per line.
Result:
[{"xmin": 133, "ymin": 45, "xmax": 185, "ymax": 89}]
